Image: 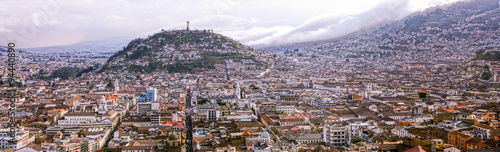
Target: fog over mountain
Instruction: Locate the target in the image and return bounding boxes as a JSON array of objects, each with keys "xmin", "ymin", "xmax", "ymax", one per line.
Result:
[{"xmin": 0, "ymin": 0, "xmax": 462, "ymax": 48}]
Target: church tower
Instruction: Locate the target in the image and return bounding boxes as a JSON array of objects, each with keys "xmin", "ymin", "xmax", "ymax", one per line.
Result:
[
  {"xmin": 114, "ymin": 79, "xmax": 120, "ymax": 91},
  {"xmin": 98, "ymin": 95, "xmax": 108, "ymax": 115},
  {"xmin": 235, "ymin": 82, "xmax": 241, "ymax": 99}
]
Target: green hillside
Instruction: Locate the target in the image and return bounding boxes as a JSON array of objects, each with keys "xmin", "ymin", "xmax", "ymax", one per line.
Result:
[{"xmin": 100, "ymin": 30, "xmax": 265, "ymax": 73}]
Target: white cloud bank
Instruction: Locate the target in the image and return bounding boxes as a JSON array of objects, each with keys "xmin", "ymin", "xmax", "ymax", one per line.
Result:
[{"xmin": 0, "ymin": 0, "xmax": 462, "ymax": 48}]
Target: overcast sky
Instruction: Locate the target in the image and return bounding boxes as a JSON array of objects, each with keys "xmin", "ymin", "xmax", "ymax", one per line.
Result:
[{"xmin": 0, "ymin": 0, "xmax": 462, "ymax": 48}]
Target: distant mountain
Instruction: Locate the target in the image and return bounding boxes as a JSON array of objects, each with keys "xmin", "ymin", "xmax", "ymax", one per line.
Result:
[
  {"xmin": 399, "ymin": 0, "xmax": 499, "ymax": 34},
  {"xmin": 21, "ymin": 38, "xmax": 131, "ymax": 53},
  {"xmin": 268, "ymin": 0, "xmax": 500, "ymax": 60},
  {"xmin": 101, "ymin": 30, "xmax": 266, "ymax": 73},
  {"xmin": 0, "ymin": 46, "xmax": 6, "ymax": 56},
  {"xmin": 0, "ymin": 46, "xmax": 6, "ymax": 52}
]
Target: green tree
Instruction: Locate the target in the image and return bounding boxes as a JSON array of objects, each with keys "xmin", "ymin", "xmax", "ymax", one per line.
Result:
[
  {"xmin": 481, "ymin": 71, "xmax": 492, "ymax": 80},
  {"xmin": 337, "ymin": 146, "xmax": 345, "ymax": 151},
  {"xmin": 199, "ymin": 98, "xmax": 209, "ymax": 105},
  {"xmin": 50, "ymin": 67, "xmax": 82, "ymax": 79},
  {"xmin": 218, "ymin": 102, "xmax": 226, "ymax": 106},
  {"xmin": 494, "ymin": 84, "xmax": 500, "ymax": 88},
  {"xmin": 351, "ymin": 137, "xmax": 363, "ymax": 144},
  {"xmin": 419, "ymin": 92, "xmax": 427, "ymax": 98},
  {"xmin": 107, "ymin": 80, "xmax": 114, "ymax": 88}
]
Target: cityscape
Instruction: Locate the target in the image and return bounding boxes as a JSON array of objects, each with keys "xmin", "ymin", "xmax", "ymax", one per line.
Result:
[{"xmin": 2, "ymin": 0, "xmax": 500, "ymax": 152}]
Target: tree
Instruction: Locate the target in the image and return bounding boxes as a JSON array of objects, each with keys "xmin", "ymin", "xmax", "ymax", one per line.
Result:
[
  {"xmin": 419, "ymin": 92, "xmax": 427, "ymax": 98},
  {"xmin": 337, "ymin": 146, "xmax": 345, "ymax": 151},
  {"xmin": 481, "ymin": 71, "xmax": 492, "ymax": 80},
  {"xmin": 50, "ymin": 67, "xmax": 82, "ymax": 79},
  {"xmin": 494, "ymin": 84, "xmax": 500, "ymax": 88},
  {"xmin": 107, "ymin": 80, "xmax": 114, "ymax": 88},
  {"xmin": 351, "ymin": 136, "xmax": 363, "ymax": 144},
  {"xmin": 199, "ymin": 98, "xmax": 209, "ymax": 105},
  {"xmin": 218, "ymin": 102, "xmax": 226, "ymax": 106}
]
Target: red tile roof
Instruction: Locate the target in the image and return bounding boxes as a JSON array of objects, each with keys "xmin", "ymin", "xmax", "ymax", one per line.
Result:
[
  {"xmin": 163, "ymin": 121, "xmax": 173, "ymax": 125},
  {"xmin": 404, "ymin": 146, "xmax": 427, "ymax": 152}
]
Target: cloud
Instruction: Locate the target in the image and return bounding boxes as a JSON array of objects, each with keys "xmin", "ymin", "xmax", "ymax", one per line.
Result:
[
  {"xmin": 0, "ymin": 0, "xmax": 463, "ymax": 48},
  {"xmin": 232, "ymin": 0, "xmax": 431, "ymax": 46},
  {"xmin": 0, "ymin": 27, "xmax": 12, "ymax": 33},
  {"xmin": 220, "ymin": 0, "xmax": 463, "ymax": 46}
]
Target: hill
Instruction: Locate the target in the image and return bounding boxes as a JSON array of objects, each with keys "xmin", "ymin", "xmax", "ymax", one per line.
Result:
[
  {"xmin": 0, "ymin": 46, "xmax": 6, "ymax": 56},
  {"xmin": 101, "ymin": 30, "xmax": 267, "ymax": 73},
  {"xmin": 375, "ymin": 0, "xmax": 500, "ymax": 53},
  {"xmin": 266, "ymin": 0, "xmax": 500, "ymax": 64},
  {"xmin": 21, "ymin": 38, "xmax": 130, "ymax": 53},
  {"xmin": 473, "ymin": 46, "xmax": 500, "ymax": 61}
]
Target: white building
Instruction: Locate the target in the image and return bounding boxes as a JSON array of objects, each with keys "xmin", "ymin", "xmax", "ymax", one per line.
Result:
[
  {"xmin": 391, "ymin": 126, "xmax": 416, "ymax": 138},
  {"xmin": 276, "ymin": 105, "xmax": 296, "ymax": 115},
  {"xmin": 58, "ymin": 112, "xmax": 97, "ymax": 126},
  {"xmin": 0, "ymin": 126, "xmax": 32, "ymax": 150},
  {"xmin": 323, "ymin": 123, "xmax": 348, "ymax": 147},
  {"xmin": 348, "ymin": 122, "xmax": 376, "ymax": 146},
  {"xmin": 295, "ymin": 134, "xmax": 322, "ymax": 144},
  {"xmin": 207, "ymin": 110, "xmax": 220, "ymax": 121},
  {"xmin": 136, "ymin": 102, "xmax": 160, "ymax": 115}
]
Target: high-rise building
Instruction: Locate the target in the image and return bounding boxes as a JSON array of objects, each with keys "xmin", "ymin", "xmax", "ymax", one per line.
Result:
[
  {"xmin": 323, "ymin": 123, "xmax": 347, "ymax": 147},
  {"xmin": 207, "ymin": 110, "xmax": 220, "ymax": 121},
  {"xmin": 137, "ymin": 88, "xmax": 157, "ymax": 103},
  {"xmin": 146, "ymin": 88, "xmax": 157, "ymax": 102},
  {"xmin": 138, "ymin": 95, "xmax": 146, "ymax": 103}
]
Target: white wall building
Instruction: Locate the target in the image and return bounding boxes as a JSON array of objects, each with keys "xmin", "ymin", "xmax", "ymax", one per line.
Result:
[{"xmin": 58, "ymin": 112, "xmax": 97, "ymax": 125}]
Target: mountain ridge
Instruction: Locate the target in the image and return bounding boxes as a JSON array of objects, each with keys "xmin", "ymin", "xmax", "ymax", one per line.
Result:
[{"xmin": 100, "ymin": 30, "xmax": 267, "ymax": 73}]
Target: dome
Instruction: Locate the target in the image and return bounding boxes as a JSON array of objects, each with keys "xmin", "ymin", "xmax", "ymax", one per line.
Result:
[{"xmin": 260, "ymin": 130, "xmax": 270, "ymax": 138}]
